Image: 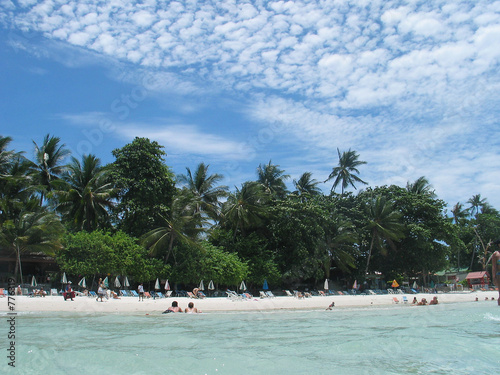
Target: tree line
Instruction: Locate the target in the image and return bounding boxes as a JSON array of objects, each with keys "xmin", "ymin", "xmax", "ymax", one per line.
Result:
[{"xmin": 1, "ymin": 134, "xmax": 499, "ymax": 290}]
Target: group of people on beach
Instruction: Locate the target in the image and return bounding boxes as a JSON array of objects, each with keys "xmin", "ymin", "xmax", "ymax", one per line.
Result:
[{"xmin": 162, "ymin": 300, "xmax": 201, "ymax": 314}]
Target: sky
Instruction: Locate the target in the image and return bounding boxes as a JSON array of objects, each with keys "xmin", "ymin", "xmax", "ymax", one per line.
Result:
[{"xmin": 1, "ymin": 0, "xmax": 499, "ymax": 210}]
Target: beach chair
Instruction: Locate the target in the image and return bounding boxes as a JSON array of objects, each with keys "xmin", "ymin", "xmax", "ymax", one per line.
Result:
[
  {"xmin": 284, "ymin": 290, "xmax": 294, "ymax": 297},
  {"xmin": 144, "ymin": 292, "xmax": 152, "ymax": 298},
  {"xmin": 120, "ymin": 290, "xmax": 129, "ymax": 297},
  {"xmin": 387, "ymin": 289, "xmax": 394, "ymax": 294},
  {"xmin": 402, "ymin": 296, "xmax": 408, "ymax": 303},
  {"xmin": 130, "ymin": 290, "xmax": 139, "ymax": 297},
  {"xmin": 397, "ymin": 289, "xmax": 404, "ymax": 294},
  {"xmin": 89, "ymin": 291, "xmax": 97, "ymax": 298},
  {"xmin": 318, "ymin": 290, "xmax": 326, "ymax": 296},
  {"xmin": 259, "ymin": 291, "xmax": 268, "ymax": 298},
  {"xmin": 187, "ymin": 291, "xmax": 197, "ymax": 298},
  {"xmin": 243, "ymin": 292, "xmax": 254, "ymax": 299},
  {"xmin": 165, "ymin": 290, "xmax": 172, "ymax": 298},
  {"xmin": 0, "ymin": 288, "xmax": 6, "ymax": 297},
  {"xmin": 266, "ymin": 291, "xmax": 276, "ymax": 298},
  {"xmin": 392, "ymin": 297, "xmax": 400, "ymax": 304},
  {"xmin": 367, "ymin": 289, "xmax": 377, "ymax": 295},
  {"xmin": 156, "ymin": 291, "xmax": 165, "ymax": 298},
  {"xmin": 227, "ymin": 290, "xmax": 242, "ymax": 301},
  {"xmin": 50, "ymin": 288, "xmax": 59, "ymax": 296}
]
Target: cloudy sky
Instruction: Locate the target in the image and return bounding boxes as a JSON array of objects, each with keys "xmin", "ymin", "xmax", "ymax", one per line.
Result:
[{"xmin": 1, "ymin": 0, "xmax": 499, "ymax": 209}]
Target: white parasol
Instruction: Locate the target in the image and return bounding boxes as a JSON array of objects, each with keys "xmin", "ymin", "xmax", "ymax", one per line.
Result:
[
  {"xmin": 208, "ymin": 280, "xmax": 215, "ymax": 290},
  {"xmin": 164, "ymin": 279, "xmax": 170, "ymax": 291},
  {"xmin": 123, "ymin": 276, "xmax": 130, "ymax": 288},
  {"xmin": 353, "ymin": 280, "xmax": 358, "ymax": 289},
  {"xmin": 155, "ymin": 278, "xmax": 160, "ymax": 290},
  {"xmin": 199, "ymin": 280, "xmax": 205, "ymax": 291},
  {"xmin": 239, "ymin": 280, "xmax": 247, "ymax": 291},
  {"xmin": 114, "ymin": 276, "xmax": 121, "ymax": 288},
  {"xmin": 324, "ymin": 279, "xmax": 329, "ymax": 290},
  {"xmin": 31, "ymin": 275, "xmax": 37, "ymax": 287},
  {"xmin": 78, "ymin": 277, "xmax": 87, "ymax": 289},
  {"xmin": 61, "ymin": 272, "xmax": 67, "ymax": 284}
]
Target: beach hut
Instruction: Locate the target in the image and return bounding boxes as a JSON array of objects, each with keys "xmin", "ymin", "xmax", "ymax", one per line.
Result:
[{"xmin": 465, "ymin": 271, "xmax": 490, "ymax": 289}]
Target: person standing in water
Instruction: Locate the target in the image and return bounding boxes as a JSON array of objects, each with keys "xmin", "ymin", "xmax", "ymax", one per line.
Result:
[{"xmin": 492, "ymin": 240, "xmax": 500, "ymax": 306}]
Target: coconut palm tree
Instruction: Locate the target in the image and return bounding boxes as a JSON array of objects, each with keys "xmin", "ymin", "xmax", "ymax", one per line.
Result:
[
  {"xmin": 0, "ymin": 202, "xmax": 64, "ymax": 283},
  {"xmin": 257, "ymin": 160, "xmax": 290, "ymax": 199},
  {"xmin": 177, "ymin": 163, "xmax": 228, "ymax": 220},
  {"xmin": 0, "ymin": 136, "xmax": 16, "ymax": 175},
  {"xmin": 54, "ymin": 155, "xmax": 116, "ymax": 232},
  {"xmin": 31, "ymin": 134, "xmax": 70, "ymax": 204},
  {"xmin": 451, "ymin": 202, "xmax": 469, "ymax": 226},
  {"xmin": 467, "ymin": 194, "xmax": 487, "ymax": 217},
  {"xmin": 141, "ymin": 190, "xmax": 206, "ymax": 262},
  {"xmin": 406, "ymin": 176, "xmax": 436, "ymax": 197},
  {"xmin": 364, "ymin": 195, "xmax": 405, "ymax": 275},
  {"xmin": 293, "ymin": 172, "xmax": 322, "ymax": 199},
  {"xmin": 222, "ymin": 181, "xmax": 269, "ymax": 239},
  {"xmin": 325, "ymin": 148, "xmax": 367, "ymax": 194}
]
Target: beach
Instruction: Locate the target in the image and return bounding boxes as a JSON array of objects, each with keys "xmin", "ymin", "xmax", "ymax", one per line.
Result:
[{"xmin": 6, "ymin": 290, "xmax": 498, "ymax": 313}]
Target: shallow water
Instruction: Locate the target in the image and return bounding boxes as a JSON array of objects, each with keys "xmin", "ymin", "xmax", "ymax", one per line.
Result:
[{"xmin": 5, "ymin": 302, "xmax": 500, "ymax": 374}]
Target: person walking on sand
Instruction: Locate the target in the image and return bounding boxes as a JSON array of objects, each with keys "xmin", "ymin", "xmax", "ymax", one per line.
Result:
[
  {"xmin": 492, "ymin": 239, "xmax": 500, "ymax": 305},
  {"xmin": 138, "ymin": 283, "xmax": 145, "ymax": 301},
  {"xmin": 97, "ymin": 278, "xmax": 106, "ymax": 302}
]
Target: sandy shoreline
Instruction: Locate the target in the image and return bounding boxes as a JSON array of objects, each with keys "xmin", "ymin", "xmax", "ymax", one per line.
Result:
[{"xmin": 3, "ymin": 290, "xmax": 498, "ymax": 314}]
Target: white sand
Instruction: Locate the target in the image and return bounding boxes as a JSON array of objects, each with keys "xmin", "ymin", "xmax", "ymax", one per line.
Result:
[{"xmin": 5, "ymin": 291, "xmax": 498, "ymax": 314}]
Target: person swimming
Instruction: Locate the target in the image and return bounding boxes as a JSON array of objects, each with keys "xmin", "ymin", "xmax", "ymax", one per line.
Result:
[
  {"xmin": 492, "ymin": 240, "xmax": 500, "ymax": 306},
  {"xmin": 163, "ymin": 300, "xmax": 183, "ymax": 313}
]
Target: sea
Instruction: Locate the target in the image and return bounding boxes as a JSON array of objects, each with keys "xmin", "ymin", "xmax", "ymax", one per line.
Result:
[{"xmin": 4, "ymin": 301, "xmax": 499, "ymax": 374}]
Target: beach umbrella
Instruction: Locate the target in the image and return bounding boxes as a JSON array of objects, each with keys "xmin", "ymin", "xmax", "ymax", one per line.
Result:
[
  {"xmin": 114, "ymin": 277, "xmax": 121, "ymax": 289},
  {"xmin": 164, "ymin": 279, "xmax": 170, "ymax": 291},
  {"xmin": 123, "ymin": 276, "xmax": 130, "ymax": 288},
  {"xmin": 430, "ymin": 280, "xmax": 435, "ymax": 288},
  {"xmin": 263, "ymin": 279, "xmax": 269, "ymax": 290},
  {"xmin": 391, "ymin": 279, "xmax": 399, "ymax": 288},
  {"xmin": 324, "ymin": 279, "xmax": 329, "ymax": 290},
  {"xmin": 78, "ymin": 277, "xmax": 87, "ymax": 289},
  {"xmin": 353, "ymin": 280, "xmax": 358, "ymax": 289},
  {"xmin": 61, "ymin": 272, "xmax": 67, "ymax": 284},
  {"xmin": 240, "ymin": 280, "xmax": 247, "ymax": 291},
  {"xmin": 208, "ymin": 280, "xmax": 214, "ymax": 290},
  {"xmin": 31, "ymin": 276, "xmax": 37, "ymax": 287},
  {"xmin": 199, "ymin": 280, "xmax": 205, "ymax": 291},
  {"xmin": 155, "ymin": 278, "xmax": 160, "ymax": 290},
  {"xmin": 103, "ymin": 276, "xmax": 109, "ymax": 288}
]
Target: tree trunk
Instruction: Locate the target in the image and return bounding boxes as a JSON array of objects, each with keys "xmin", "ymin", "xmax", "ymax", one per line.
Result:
[{"xmin": 365, "ymin": 234, "xmax": 375, "ymax": 275}]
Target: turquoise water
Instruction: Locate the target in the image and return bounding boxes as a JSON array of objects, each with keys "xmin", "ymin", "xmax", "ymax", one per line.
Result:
[{"xmin": 5, "ymin": 302, "xmax": 500, "ymax": 374}]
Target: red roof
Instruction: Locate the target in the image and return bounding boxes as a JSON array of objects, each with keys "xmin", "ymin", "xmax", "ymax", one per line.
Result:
[{"xmin": 465, "ymin": 271, "xmax": 489, "ymax": 280}]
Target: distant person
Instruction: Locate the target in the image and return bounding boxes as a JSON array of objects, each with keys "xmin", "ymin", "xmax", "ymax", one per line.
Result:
[
  {"xmin": 63, "ymin": 283, "xmax": 75, "ymax": 301},
  {"xmin": 417, "ymin": 298, "xmax": 427, "ymax": 305},
  {"xmin": 110, "ymin": 291, "xmax": 121, "ymax": 299},
  {"xmin": 163, "ymin": 300, "xmax": 183, "ymax": 313},
  {"xmin": 138, "ymin": 283, "xmax": 145, "ymax": 301},
  {"xmin": 97, "ymin": 278, "xmax": 106, "ymax": 302},
  {"xmin": 492, "ymin": 239, "xmax": 500, "ymax": 306},
  {"xmin": 326, "ymin": 301, "xmax": 335, "ymax": 310},
  {"xmin": 429, "ymin": 296, "xmax": 438, "ymax": 305},
  {"xmin": 412, "ymin": 297, "xmax": 418, "ymax": 304},
  {"xmin": 185, "ymin": 301, "xmax": 200, "ymax": 313}
]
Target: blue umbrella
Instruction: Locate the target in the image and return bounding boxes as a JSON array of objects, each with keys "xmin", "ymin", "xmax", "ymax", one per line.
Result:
[{"xmin": 263, "ymin": 279, "xmax": 269, "ymax": 290}]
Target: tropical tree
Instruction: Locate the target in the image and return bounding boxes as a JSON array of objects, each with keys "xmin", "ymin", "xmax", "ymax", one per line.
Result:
[
  {"xmin": 222, "ymin": 181, "xmax": 269, "ymax": 239},
  {"xmin": 54, "ymin": 154, "xmax": 116, "ymax": 232},
  {"xmin": 177, "ymin": 162, "xmax": 228, "ymax": 220},
  {"xmin": 110, "ymin": 137, "xmax": 176, "ymax": 237},
  {"xmin": 467, "ymin": 194, "xmax": 487, "ymax": 217},
  {"xmin": 406, "ymin": 176, "xmax": 436, "ymax": 197},
  {"xmin": 0, "ymin": 202, "xmax": 64, "ymax": 283},
  {"xmin": 141, "ymin": 190, "xmax": 205, "ymax": 263},
  {"xmin": 363, "ymin": 195, "xmax": 405, "ymax": 275},
  {"xmin": 257, "ymin": 160, "xmax": 289, "ymax": 199},
  {"xmin": 31, "ymin": 134, "xmax": 70, "ymax": 204},
  {"xmin": 0, "ymin": 135, "xmax": 16, "ymax": 175},
  {"xmin": 451, "ymin": 202, "xmax": 469, "ymax": 226},
  {"xmin": 325, "ymin": 148, "xmax": 367, "ymax": 194},
  {"xmin": 293, "ymin": 172, "xmax": 322, "ymax": 199}
]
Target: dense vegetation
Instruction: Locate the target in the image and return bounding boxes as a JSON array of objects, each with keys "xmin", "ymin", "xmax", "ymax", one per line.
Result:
[{"xmin": 1, "ymin": 134, "xmax": 499, "ymax": 290}]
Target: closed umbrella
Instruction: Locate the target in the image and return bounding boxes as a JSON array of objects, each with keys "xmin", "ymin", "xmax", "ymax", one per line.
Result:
[
  {"xmin": 353, "ymin": 280, "xmax": 358, "ymax": 289},
  {"xmin": 208, "ymin": 280, "xmax": 214, "ymax": 290},
  {"xmin": 263, "ymin": 279, "xmax": 269, "ymax": 290},
  {"xmin": 199, "ymin": 280, "xmax": 205, "ymax": 291},
  {"xmin": 114, "ymin": 277, "xmax": 121, "ymax": 289},
  {"xmin": 31, "ymin": 276, "xmax": 37, "ymax": 287},
  {"xmin": 155, "ymin": 278, "xmax": 160, "ymax": 290},
  {"xmin": 123, "ymin": 276, "xmax": 130, "ymax": 288},
  {"xmin": 61, "ymin": 272, "xmax": 67, "ymax": 284},
  {"xmin": 324, "ymin": 279, "xmax": 329, "ymax": 290},
  {"xmin": 164, "ymin": 279, "xmax": 170, "ymax": 291},
  {"xmin": 412, "ymin": 281, "xmax": 418, "ymax": 290},
  {"xmin": 78, "ymin": 277, "xmax": 87, "ymax": 289},
  {"xmin": 103, "ymin": 276, "xmax": 109, "ymax": 288},
  {"xmin": 240, "ymin": 280, "xmax": 247, "ymax": 291}
]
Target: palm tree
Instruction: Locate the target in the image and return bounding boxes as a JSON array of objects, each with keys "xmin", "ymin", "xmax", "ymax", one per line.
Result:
[
  {"xmin": 222, "ymin": 181, "xmax": 269, "ymax": 239},
  {"xmin": 141, "ymin": 190, "xmax": 205, "ymax": 262},
  {"xmin": 0, "ymin": 136, "xmax": 16, "ymax": 175},
  {"xmin": 177, "ymin": 163, "xmax": 228, "ymax": 220},
  {"xmin": 257, "ymin": 160, "xmax": 290, "ymax": 199},
  {"xmin": 0, "ymin": 201, "xmax": 64, "ymax": 283},
  {"xmin": 54, "ymin": 155, "xmax": 116, "ymax": 232},
  {"xmin": 467, "ymin": 194, "xmax": 487, "ymax": 217},
  {"xmin": 451, "ymin": 202, "xmax": 468, "ymax": 226},
  {"xmin": 406, "ymin": 176, "xmax": 436, "ymax": 197},
  {"xmin": 364, "ymin": 195, "xmax": 405, "ymax": 275},
  {"xmin": 325, "ymin": 149, "xmax": 367, "ymax": 194},
  {"xmin": 293, "ymin": 172, "xmax": 322, "ymax": 199},
  {"xmin": 31, "ymin": 134, "xmax": 70, "ymax": 204}
]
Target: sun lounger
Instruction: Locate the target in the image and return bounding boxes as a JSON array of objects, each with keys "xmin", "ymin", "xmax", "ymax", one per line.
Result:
[
  {"xmin": 187, "ymin": 291, "xmax": 197, "ymax": 298},
  {"xmin": 165, "ymin": 290, "xmax": 172, "ymax": 297},
  {"xmin": 265, "ymin": 291, "xmax": 276, "ymax": 298},
  {"xmin": 392, "ymin": 297, "xmax": 400, "ymax": 304},
  {"xmin": 387, "ymin": 289, "xmax": 394, "ymax": 294},
  {"xmin": 144, "ymin": 292, "xmax": 152, "ymax": 298},
  {"xmin": 120, "ymin": 290, "xmax": 129, "ymax": 297},
  {"xmin": 227, "ymin": 290, "xmax": 242, "ymax": 301},
  {"xmin": 284, "ymin": 290, "xmax": 294, "ymax": 297},
  {"xmin": 367, "ymin": 289, "xmax": 377, "ymax": 295},
  {"xmin": 129, "ymin": 290, "xmax": 139, "ymax": 297},
  {"xmin": 0, "ymin": 288, "xmax": 6, "ymax": 297},
  {"xmin": 402, "ymin": 296, "xmax": 408, "ymax": 303},
  {"xmin": 318, "ymin": 290, "xmax": 326, "ymax": 296},
  {"xmin": 50, "ymin": 288, "xmax": 59, "ymax": 296},
  {"xmin": 89, "ymin": 291, "xmax": 97, "ymax": 298},
  {"xmin": 155, "ymin": 291, "xmax": 165, "ymax": 298},
  {"xmin": 259, "ymin": 291, "xmax": 267, "ymax": 298}
]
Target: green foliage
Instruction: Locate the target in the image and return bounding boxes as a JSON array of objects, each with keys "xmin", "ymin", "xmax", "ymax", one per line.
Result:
[
  {"xmin": 57, "ymin": 231, "xmax": 169, "ymax": 282},
  {"xmin": 110, "ymin": 137, "xmax": 175, "ymax": 238}
]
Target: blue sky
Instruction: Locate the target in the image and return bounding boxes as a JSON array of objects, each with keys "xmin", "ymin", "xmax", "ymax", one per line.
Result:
[{"xmin": 1, "ymin": 0, "xmax": 499, "ymax": 209}]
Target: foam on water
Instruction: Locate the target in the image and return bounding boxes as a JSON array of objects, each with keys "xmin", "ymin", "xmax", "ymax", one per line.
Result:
[{"xmin": 9, "ymin": 302, "xmax": 500, "ymax": 375}]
